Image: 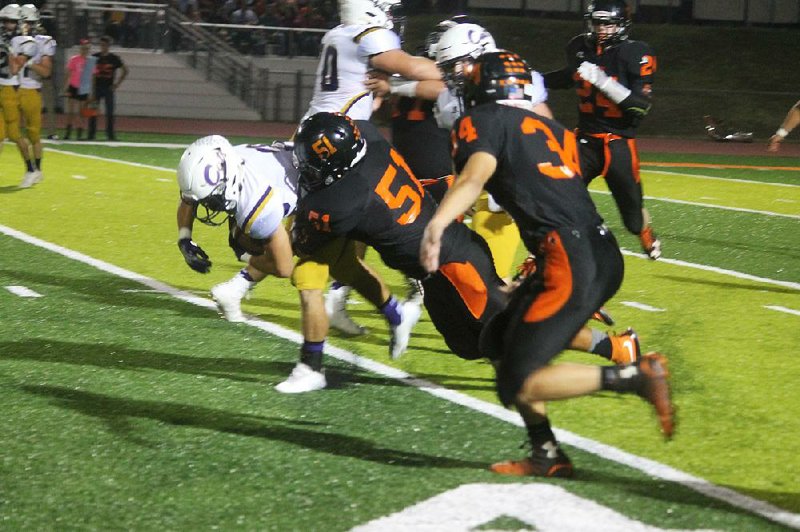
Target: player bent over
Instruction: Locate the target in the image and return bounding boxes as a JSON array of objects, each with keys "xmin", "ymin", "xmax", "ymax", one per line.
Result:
[
  {"xmin": 174, "ymin": 135, "xmax": 418, "ymax": 393},
  {"xmin": 420, "ymin": 52, "xmax": 675, "ymax": 476}
]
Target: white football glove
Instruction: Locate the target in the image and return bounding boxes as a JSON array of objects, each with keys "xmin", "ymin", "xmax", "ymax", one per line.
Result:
[{"xmin": 577, "ymin": 61, "xmax": 631, "ymax": 104}]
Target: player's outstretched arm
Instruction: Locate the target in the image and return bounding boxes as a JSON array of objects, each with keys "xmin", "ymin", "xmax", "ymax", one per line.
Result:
[
  {"xmin": 371, "ymin": 49, "xmax": 442, "ymax": 82},
  {"xmin": 177, "ymin": 198, "xmax": 212, "ymax": 273},
  {"xmin": 768, "ymin": 100, "xmax": 800, "ymax": 152}
]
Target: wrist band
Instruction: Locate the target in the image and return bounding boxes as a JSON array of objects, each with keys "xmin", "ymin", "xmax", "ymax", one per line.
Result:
[
  {"xmin": 178, "ymin": 227, "xmax": 192, "ymax": 241},
  {"xmin": 776, "ymin": 127, "xmax": 789, "ymax": 138},
  {"xmin": 392, "ymin": 81, "xmax": 418, "ymax": 98}
]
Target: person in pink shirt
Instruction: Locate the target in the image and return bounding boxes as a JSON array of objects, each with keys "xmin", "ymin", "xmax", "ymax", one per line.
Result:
[{"xmin": 62, "ymin": 38, "xmax": 90, "ymax": 140}]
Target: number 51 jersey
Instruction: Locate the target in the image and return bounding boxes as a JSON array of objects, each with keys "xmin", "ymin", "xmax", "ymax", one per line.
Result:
[{"xmin": 304, "ymin": 24, "xmax": 401, "ymax": 121}]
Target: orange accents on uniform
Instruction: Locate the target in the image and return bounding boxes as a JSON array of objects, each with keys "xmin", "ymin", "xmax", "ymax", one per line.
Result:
[
  {"xmin": 520, "ymin": 117, "xmax": 581, "ymax": 179},
  {"xmin": 439, "ymin": 261, "xmax": 489, "ymax": 319},
  {"xmin": 458, "ymin": 116, "xmax": 478, "ymax": 143},
  {"xmin": 628, "ymin": 138, "xmax": 641, "ymax": 183},
  {"xmin": 406, "ymin": 99, "xmax": 426, "ymax": 121},
  {"xmin": 374, "ymin": 149, "xmax": 424, "ymax": 225},
  {"xmin": 640, "ymin": 55, "xmax": 656, "ymax": 76},
  {"xmin": 601, "ymin": 137, "xmax": 612, "ymax": 177},
  {"xmin": 523, "ymin": 231, "xmax": 572, "ymax": 323}
]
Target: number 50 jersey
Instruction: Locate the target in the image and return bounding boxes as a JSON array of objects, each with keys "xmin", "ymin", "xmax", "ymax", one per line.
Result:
[{"xmin": 304, "ymin": 24, "xmax": 401, "ymax": 121}]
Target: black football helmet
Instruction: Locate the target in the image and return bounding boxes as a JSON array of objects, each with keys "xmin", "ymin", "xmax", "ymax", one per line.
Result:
[
  {"xmin": 584, "ymin": 0, "xmax": 631, "ymax": 48},
  {"xmin": 462, "ymin": 51, "xmax": 532, "ymax": 110},
  {"xmin": 293, "ymin": 112, "xmax": 367, "ymax": 192}
]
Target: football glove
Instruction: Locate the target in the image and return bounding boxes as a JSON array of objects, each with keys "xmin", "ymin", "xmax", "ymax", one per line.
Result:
[
  {"xmin": 577, "ymin": 61, "xmax": 631, "ymax": 104},
  {"xmin": 178, "ymin": 238, "xmax": 212, "ymax": 273}
]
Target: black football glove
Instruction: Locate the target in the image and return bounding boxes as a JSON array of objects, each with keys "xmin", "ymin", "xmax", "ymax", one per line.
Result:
[
  {"xmin": 178, "ymin": 238, "xmax": 212, "ymax": 273},
  {"xmin": 228, "ymin": 229, "xmax": 249, "ymax": 261}
]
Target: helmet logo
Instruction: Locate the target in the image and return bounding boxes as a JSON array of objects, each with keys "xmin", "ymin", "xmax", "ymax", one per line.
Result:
[
  {"xmin": 203, "ymin": 162, "xmax": 224, "ymax": 186},
  {"xmin": 312, "ymin": 136, "xmax": 337, "ymax": 159}
]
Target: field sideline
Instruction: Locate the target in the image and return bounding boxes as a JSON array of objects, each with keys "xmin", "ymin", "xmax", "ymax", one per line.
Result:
[{"xmin": 1, "ymin": 141, "xmax": 798, "ymax": 530}]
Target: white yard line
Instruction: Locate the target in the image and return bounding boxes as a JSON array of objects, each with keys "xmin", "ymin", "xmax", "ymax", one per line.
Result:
[
  {"xmin": 643, "ymin": 169, "xmax": 800, "ymax": 188},
  {"xmin": 1, "ymin": 222, "xmax": 798, "ymax": 529},
  {"xmin": 764, "ymin": 305, "xmax": 800, "ymax": 317},
  {"xmin": 591, "ymin": 190, "xmax": 800, "ymax": 219},
  {"xmin": 5, "ymin": 285, "xmax": 43, "ymax": 298},
  {"xmin": 621, "ymin": 301, "xmax": 666, "ymax": 312}
]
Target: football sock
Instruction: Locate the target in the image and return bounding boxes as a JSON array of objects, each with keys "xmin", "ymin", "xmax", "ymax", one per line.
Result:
[
  {"xmin": 379, "ymin": 296, "xmax": 402, "ymax": 326},
  {"xmin": 601, "ymin": 365, "xmax": 642, "ymax": 394},
  {"xmin": 331, "ymin": 281, "xmax": 345, "ymax": 290},
  {"xmin": 591, "ymin": 330, "xmax": 613, "ymax": 359},
  {"xmin": 25, "ymin": 159, "xmax": 34, "ymax": 172},
  {"xmin": 239, "ymin": 268, "xmax": 256, "ymax": 283},
  {"xmin": 300, "ymin": 341, "xmax": 324, "ymax": 371},
  {"xmin": 35, "ymin": 158, "xmax": 41, "ymax": 170},
  {"xmin": 526, "ymin": 417, "xmax": 557, "ymax": 449}
]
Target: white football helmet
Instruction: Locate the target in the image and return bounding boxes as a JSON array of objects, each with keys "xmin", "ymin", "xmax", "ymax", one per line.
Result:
[
  {"xmin": 177, "ymin": 135, "xmax": 244, "ymax": 226},
  {"xmin": 19, "ymin": 4, "xmax": 39, "ymax": 35},
  {"xmin": 0, "ymin": 3, "xmax": 21, "ymax": 38},
  {"xmin": 435, "ymin": 23, "xmax": 497, "ymax": 91},
  {"xmin": 339, "ymin": 0, "xmax": 401, "ymax": 30}
]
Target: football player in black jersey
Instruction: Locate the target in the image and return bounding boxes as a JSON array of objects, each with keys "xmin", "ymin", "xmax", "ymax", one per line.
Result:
[
  {"xmin": 543, "ymin": 0, "xmax": 661, "ymax": 259},
  {"xmin": 421, "ymin": 51, "xmax": 675, "ymax": 477}
]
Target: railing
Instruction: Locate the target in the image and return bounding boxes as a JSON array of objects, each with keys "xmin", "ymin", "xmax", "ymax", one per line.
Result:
[
  {"xmin": 177, "ymin": 21, "xmax": 327, "ymax": 58},
  {"xmin": 60, "ymin": 0, "xmax": 168, "ymax": 49}
]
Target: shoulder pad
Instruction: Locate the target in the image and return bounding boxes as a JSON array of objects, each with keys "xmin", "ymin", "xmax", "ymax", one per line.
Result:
[{"xmin": 353, "ymin": 26, "xmax": 383, "ymax": 44}]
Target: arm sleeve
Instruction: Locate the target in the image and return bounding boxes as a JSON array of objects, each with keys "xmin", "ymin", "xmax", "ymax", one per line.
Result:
[
  {"xmin": 619, "ymin": 42, "xmax": 656, "ymax": 120},
  {"xmin": 542, "ymin": 68, "xmax": 573, "ymax": 89}
]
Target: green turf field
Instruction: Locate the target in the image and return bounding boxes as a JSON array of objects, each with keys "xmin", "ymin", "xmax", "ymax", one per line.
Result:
[{"xmin": 0, "ymin": 137, "xmax": 798, "ymax": 530}]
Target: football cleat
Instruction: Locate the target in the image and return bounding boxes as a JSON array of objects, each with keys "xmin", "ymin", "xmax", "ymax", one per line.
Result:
[
  {"xmin": 18, "ymin": 170, "xmax": 43, "ymax": 189},
  {"xmin": 490, "ymin": 441, "xmax": 573, "ymax": 478},
  {"xmin": 275, "ymin": 362, "xmax": 327, "ymax": 394},
  {"xmin": 636, "ymin": 352, "xmax": 675, "ymax": 439},
  {"xmin": 639, "ymin": 226, "xmax": 662, "ymax": 260},
  {"xmin": 406, "ymin": 277, "xmax": 424, "ymax": 305},
  {"xmin": 389, "ymin": 299, "xmax": 422, "ymax": 359},
  {"xmin": 610, "ymin": 327, "xmax": 640, "ymax": 365},
  {"xmin": 591, "ymin": 307, "xmax": 615, "ymax": 326},
  {"xmin": 210, "ymin": 278, "xmax": 250, "ymax": 322},
  {"xmin": 325, "ymin": 284, "xmax": 368, "ymax": 336}
]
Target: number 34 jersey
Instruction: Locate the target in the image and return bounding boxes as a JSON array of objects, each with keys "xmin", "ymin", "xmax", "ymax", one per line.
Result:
[
  {"xmin": 452, "ymin": 104, "xmax": 603, "ymax": 249},
  {"xmin": 293, "ymin": 121, "xmax": 473, "ymax": 280},
  {"xmin": 304, "ymin": 24, "xmax": 401, "ymax": 121}
]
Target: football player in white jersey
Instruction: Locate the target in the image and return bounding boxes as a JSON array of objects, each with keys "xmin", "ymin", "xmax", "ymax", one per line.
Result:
[
  {"xmin": 176, "ymin": 135, "xmax": 419, "ymax": 393},
  {"xmin": 17, "ymin": 4, "xmax": 53, "ymax": 188},
  {"xmin": 0, "ymin": 4, "xmax": 35, "ymax": 186},
  {"xmin": 304, "ymin": 0, "xmax": 440, "ymax": 122}
]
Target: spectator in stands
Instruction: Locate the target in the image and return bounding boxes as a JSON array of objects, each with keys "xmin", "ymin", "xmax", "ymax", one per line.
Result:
[
  {"xmin": 230, "ymin": 0, "xmax": 258, "ymax": 53},
  {"xmin": 767, "ymin": 99, "xmax": 800, "ymax": 153},
  {"xmin": 62, "ymin": 38, "xmax": 91, "ymax": 140},
  {"xmin": 88, "ymin": 35, "xmax": 128, "ymax": 141}
]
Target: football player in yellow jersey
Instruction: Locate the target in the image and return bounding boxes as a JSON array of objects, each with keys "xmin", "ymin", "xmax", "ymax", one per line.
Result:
[{"xmin": 17, "ymin": 4, "xmax": 53, "ymax": 188}]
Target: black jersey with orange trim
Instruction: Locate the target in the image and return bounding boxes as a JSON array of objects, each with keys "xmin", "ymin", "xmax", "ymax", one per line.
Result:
[
  {"xmin": 294, "ymin": 120, "xmax": 473, "ymax": 279},
  {"xmin": 452, "ymin": 104, "xmax": 603, "ymax": 249},
  {"xmin": 543, "ymin": 35, "xmax": 655, "ymax": 138},
  {"xmin": 391, "ymin": 95, "xmax": 452, "ymax": 182}
]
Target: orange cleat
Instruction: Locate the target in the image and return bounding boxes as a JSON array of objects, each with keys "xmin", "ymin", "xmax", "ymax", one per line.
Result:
[
  {"xmin": 639, "ymin": 226, "xmax": 662, "ymax": 260},
  {"xmin": 637, "ymin": 353, "xmax": 675, "ymax": 439},
  {"xmin": 610, "ymin": 328, "xmax": 640, "ymax": 364},
  {"xmin": 490, "ymin": 443, "xmax": 574, "ymax": 478}
]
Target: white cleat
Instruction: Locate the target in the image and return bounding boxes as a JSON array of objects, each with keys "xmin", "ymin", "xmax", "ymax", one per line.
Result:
[
  {"xmin": 275, "ymin": 362, "xmax": 327, "ymax": 393},
  {"xmin": 210, "ymin": 278, "xmax": 250, "ymax": 322},
  {"xmin": 19, "ymin": 170, "xmax": 43, "ymax": 189},
  {"xmin": 325, "ymin": 284, "xmax": 368, "ymax": 336},
  {"xmin": 390, "ymin": 299, "xmax": 422, "ymax": 360}
]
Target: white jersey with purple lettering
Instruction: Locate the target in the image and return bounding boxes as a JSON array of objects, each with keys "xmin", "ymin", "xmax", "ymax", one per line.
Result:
[
  {"xmin": 232, "ymin": 143, "xmax": 299, "ymax": 240},
  {"xmin": 1, "ymin": 35, "xmax": 36, "ymax": 87},
  {"xmin": 19, "ymin": 34, "xmax": 56, "ymax": 89},
  {"xmin": 303, "ymin": 24, "xmax": 401, "ymax": 121}
]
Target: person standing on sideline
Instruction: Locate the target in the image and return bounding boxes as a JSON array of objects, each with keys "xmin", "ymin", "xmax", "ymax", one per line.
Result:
[
  {"xmin": 63, "ymin": 38, "xmax": 90, "ymax": 140},
  {"xmin": 543, "ymin": 0, "xmax": 662, "ymax": 260},
  {"xmin": 767, "ymin": 100, "xmax": 800, "ymax": 153},
  {"xmin": 88, "ymin": 35, "xmax": 127, "ymax": 141}
]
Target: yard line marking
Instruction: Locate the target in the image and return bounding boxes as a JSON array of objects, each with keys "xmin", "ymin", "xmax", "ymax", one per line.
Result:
[
  {"xmin": 621, "ymin": 301, "xmax": 665, "ymax": 312},
  {"xmin": 620, "ymin": 249, "xmax": 800, "ymax": 291},
  {"xmin": 72, "ymin": 174, "xmax": 88, "ymax": 180},
  {"xmin": 1, "ymin": 223, "xmax": 799, "ymax": 530},
  {"xmin": 44, "ymin": 140, "xmax": 188, "ymax": 149},
  {"xmin": 642, "ymin": 162, "xmax": 800, "ymax": 173},
  {"xmin": 643, "ymin": 169, "xmax": 800, "ymax": 188},
  {"xmin": 765, "ymin": 305, "xmax": 800, "ymax": 317},
  {"xmin": 591, "ymin": 190, "xmax": 800, "ymax": 219},
  {"xmin": 46, "ymin": 148, "xmax": 800, "ymax": 219},
  {"xmin": 5, "ymin": 285, "xmax": 43, "ymax": 298}
]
